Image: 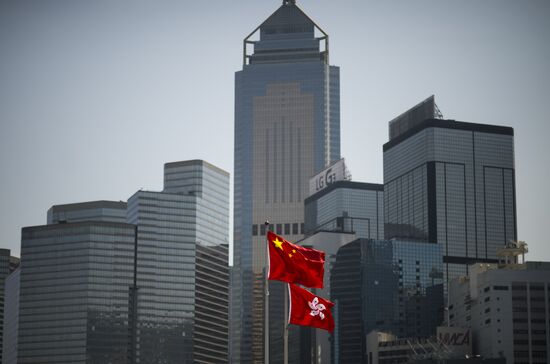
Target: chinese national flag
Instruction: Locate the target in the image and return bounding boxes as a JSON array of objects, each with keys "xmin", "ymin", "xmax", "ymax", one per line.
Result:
[
  {"xmin": 288, "ymin": 283, "xmax": 335, "ymax": 333},
  {"xmin": 267, "ymin": 231, "xmax": 325, "ymax": 289}
]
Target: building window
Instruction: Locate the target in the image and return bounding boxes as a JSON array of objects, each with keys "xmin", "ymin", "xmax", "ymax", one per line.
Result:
[
  {"xmin": 260, "ymin": 224, "xmax": 266, "ymax": 235},
  {"xmin": 252, "ymin": 225, "xmax": 258, "ymax": 236},
  {"xmin": 284, "ymin": 223, "xmax": 290, "ymax": 235},
  {"xmin": 493, "ymin": 285, "xmax": 509, "ymax": 290},
  {"xmin": 292, "ymin": 223, "xmax": 298, "ymax": 235},
  {"xmin": 300, "ymin": 223, "xmax": 305, "ymax": 234},
  {"xmin": 276, "ymin": 224, "xmax": 282, "ymax": 234}
]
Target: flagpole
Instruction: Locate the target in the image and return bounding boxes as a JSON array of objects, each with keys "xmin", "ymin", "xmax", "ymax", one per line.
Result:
[
  {"xmin": 264, "ymin": 220, "xmax": 270, "ymax": 364},
  {"xmin": 284, "ymin": 283, "xmax": 289, "ymax": 364}
]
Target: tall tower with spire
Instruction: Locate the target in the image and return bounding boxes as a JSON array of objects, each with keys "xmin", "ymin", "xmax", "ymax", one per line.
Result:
[{"xmin": 232, "ymin": 1, "xmax": 340, "ymax": 363}]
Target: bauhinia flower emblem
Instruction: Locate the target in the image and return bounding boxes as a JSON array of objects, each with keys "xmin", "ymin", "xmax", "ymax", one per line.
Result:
[{"xmin": 308, "ymin": 297, "xmax": 326, "ymax": 320}]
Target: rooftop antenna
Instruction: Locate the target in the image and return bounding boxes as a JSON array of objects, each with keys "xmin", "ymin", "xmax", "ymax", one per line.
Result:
[{"xmin": 283, "ymin": 0, "xmax": 296, "ymax": 4}]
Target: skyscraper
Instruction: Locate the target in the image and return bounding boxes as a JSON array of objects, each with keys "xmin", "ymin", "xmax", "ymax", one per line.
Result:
[
  {"xmin": 383, "ymin": 97, "xmax": 516, "ymax": 286},
  {"xmin": 18, "ymin": 201, "xmax": 136, "ymax": 363},
  {"xmin": 232, "ymin": 1, "xmax": 340, "ymax": 362},
  {"xmin": 18, "ymin": 160, "xmax": 229, "ymax": 364},
  {"xmin": 127, "ymin": 160, "xmax": 230, "ymax": 363},
  {"xmin": 301, "ymin": 176, "xmax": 384, "ymax": 363},
  {"xmin": 304, "ymin": 180, "xmax": 384, "ymax": 240},
  {"xmin": 331, "ymin": 238, "xmax": 444, "ymax": 363},
  {"xmin": 2, "ymin": 266, "xmax": 19, "ymax": 364},
  {"xmin": 0, "ymin": 248, "xmax": 12, "ymax": 364}
]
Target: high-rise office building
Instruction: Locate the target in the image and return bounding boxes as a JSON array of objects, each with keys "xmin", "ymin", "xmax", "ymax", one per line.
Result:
[
  {"xmin": 18, "ymin": 202, "xmax": 136, "ymax": 363},
  {"xmin": 0, "ymin": 249, "xmax": 12, "ymax": 364},
  {"xmin": 383, "ymin": 97, "xmax": 516, "ymax": 286},
  {"xmin": 331, "ymin": 238, "xmax": 444, "ymax": 364},
  {"xmin": 305, "ymin": 180, "xmax": 384, "ymax": 240},
  {"xmin": 232, "ymin": 1, "xmax": 340, "ymax": 362},
  {"xmin": 302, "ymin": 176, "xmax": 383, "ymax": 363},
  {"xmin": 18, "ymin": 160, "xmax": 229, "ymax": 364},
  {"xmin": 127, "ymin": 160, "xmax": 230, "ymax": 364},
  {"xmin": 2, "ymin": 267, "xmax": 20, "ymax": 364},
  {"xmin": 298, "ymin": 229, "xmax": 358, "ymax": 364},
  {"xmin": 47, "ymin": 200, "xmax": 128, "ymax": 224}
]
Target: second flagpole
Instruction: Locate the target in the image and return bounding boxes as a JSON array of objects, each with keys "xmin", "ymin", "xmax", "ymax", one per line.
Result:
[
  {"xmin": 264, "ymin": 220, "xmax": 270, "ymax": 364},
  {"xmin": 284, "ymin": 283, "xmax": 289, "ymax": 364}
]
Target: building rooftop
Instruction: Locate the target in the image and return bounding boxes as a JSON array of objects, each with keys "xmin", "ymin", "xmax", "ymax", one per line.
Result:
[
  {"xmin": 383, "ymin": 119, "xmax": 514, "ymax": 152},
  {"xmin": 49, "ymin": 200, "xmax": 127, "ymax": 213}
]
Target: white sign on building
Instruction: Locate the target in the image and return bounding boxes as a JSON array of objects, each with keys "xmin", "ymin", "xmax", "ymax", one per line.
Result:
[
  {"xmin": 436, "ymin": 326, "xmax": 472, "ymax": 356},
  {"xmin": 308, "ymin": 158, "xmax": 350, "ymax": 196}
]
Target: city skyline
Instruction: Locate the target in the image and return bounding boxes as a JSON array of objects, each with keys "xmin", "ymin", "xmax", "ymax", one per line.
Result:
[{"xmin": 1, "ymin": 0, "xmax": 549, "ymax": 262}]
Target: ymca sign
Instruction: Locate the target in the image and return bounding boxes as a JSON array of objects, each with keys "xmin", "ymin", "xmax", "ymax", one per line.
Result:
[{"xmin": 436, "ymin": 327, "xmax": 472, "ymax": 356}]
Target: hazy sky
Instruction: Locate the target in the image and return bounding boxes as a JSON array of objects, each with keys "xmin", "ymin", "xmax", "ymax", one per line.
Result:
[{"xmin": 1, "ymin": 0, "xmax": 549, "ymax": 261}]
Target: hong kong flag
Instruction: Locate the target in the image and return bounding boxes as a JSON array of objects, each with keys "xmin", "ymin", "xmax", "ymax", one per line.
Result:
[
  {"xmin": 288, "ymin": 283, "xmax": 335, "ymax": 333},
  {"xmin": 267, "ymin": 231, "xmax": 325, "ymax": 289}
]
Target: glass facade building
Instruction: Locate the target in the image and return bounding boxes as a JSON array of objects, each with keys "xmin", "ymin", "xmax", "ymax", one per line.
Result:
[
  {"xmin": 232, "ymin": 1, "xmax": 340, "ymax": 362},
  {"xmin": 0, "ymin": 249, "xmax": 11, "ymax": 364},
  {"xmin": 47, "ymin": 200, "xmax": 127, "ymax": 224},
  {"xmin": 17, "ymin": 160, "xmax": 230, "ymax": 364},
  {"xmin": 18, "ymin": 202, "xmax": 136, "ymax": 364},
  {"xmin": 331, "ymin": 239, "xmax": 444, "ymax": 364},
  {"xmin": 301, "ymin": 180, "xmax": 383, "ymax": 363},
  {"xmin": 383, "ymin": 118, "xmax": 516, "ymax": 287},
  {"xmin": 2, "ymin": 266, "xmax": 19, "ymax": 364},
  {"xmin": 304, "ymin": 181, "xmax": 384, "ymax": 239},
  {"xmin": 127, "ymin": 160, "xmax": 230, "ymax": 364}
]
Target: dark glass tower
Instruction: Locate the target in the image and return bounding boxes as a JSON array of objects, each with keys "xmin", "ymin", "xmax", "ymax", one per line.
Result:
[
  {"xmin": 0, "ymin": 249, "xmax": 11, "ymax": 364},
  {"xmin": 18, "ymin": 202, "xmax": 135, "ymax": 364},
  {"xmin": 383, "ymin": 111, "xmax": 516, "ymax": 287},
  {"xmin": 2, "ymin": 266, "xmax": 19, "ymax": 364},
  {"xmin": 304, "ymin": 181, "xmax": 384, "ymax": 240},
  {"xmin": 232, "ymin": 1, "xmax": 340, "ymax": 362},
  {"xmin": 331, "ymin": 239, "xmax": 444, "ymax": 363},
  {"xmin": 18, "ymin": 160, "xmax": 230, "ymax": 364}
]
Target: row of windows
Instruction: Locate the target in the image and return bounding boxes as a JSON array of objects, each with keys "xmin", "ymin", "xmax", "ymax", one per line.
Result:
[
  {"xmin": 252, "ymin": 222, "xmax": 304, "ymax": 236},
  {"xmin": 513, "ymin": 318, "xmax": 549, "ymax": 324}
]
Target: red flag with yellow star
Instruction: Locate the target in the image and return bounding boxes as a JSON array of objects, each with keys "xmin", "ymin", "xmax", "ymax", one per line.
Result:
[{"xmin": 267, "ymin": 231, "xmax": 325, "ymax": 288}]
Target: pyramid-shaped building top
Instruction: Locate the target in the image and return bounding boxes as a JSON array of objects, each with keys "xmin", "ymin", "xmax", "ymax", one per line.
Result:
[{"xmin": 245, "ymin": 1, "xmax": 328, "ymax": 65}]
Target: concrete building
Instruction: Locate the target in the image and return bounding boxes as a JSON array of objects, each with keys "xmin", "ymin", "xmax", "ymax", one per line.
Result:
[
  {"xmin": 366, "ymin": 327, "xmax": 503, "ymax": 364},
  {"xmin": 448, "ymin": 257, "xmax": 550, "ymax": 364},
  {"xmin": 232, "ymin": 1, "xmax": 341, "ymax": 362}
]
